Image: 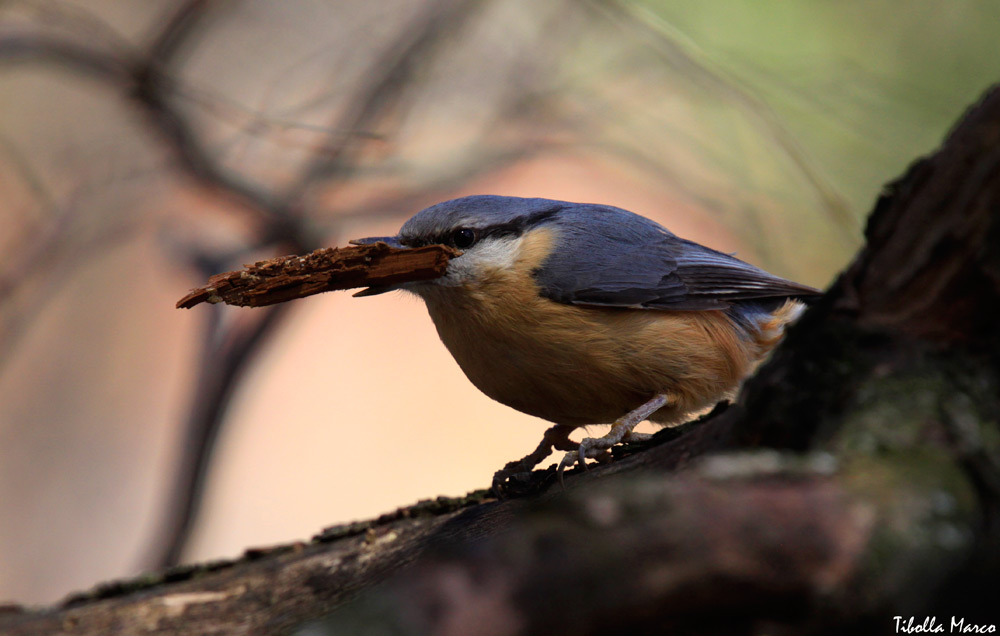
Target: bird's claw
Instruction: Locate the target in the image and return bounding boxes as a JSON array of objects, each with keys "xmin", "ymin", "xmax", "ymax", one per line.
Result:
[
  {"xmin": 491, "ymin": 424, "xmax": 578, "ymax": 497},
  {"xmin": 556, "ymin": 437, "xmax": 615, "ymax": 484},
  {"xmin": 554, "ymin": 395, "xmax": 673, "ymax": 487}
]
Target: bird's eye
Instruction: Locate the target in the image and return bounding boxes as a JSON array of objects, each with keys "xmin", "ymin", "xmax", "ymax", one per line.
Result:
[{"xmin": 450, "ymin": 228, "xmax": 477, "ymax": 249}]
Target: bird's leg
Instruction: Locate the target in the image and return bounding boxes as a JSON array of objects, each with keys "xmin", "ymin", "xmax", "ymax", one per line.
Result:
[
  {"xmin": 558, "ymin": 393, "xmax": 672, "ymax": 477},
  {"xmin": 492, "ymin": 423, "xmax": 577, "ymax": 492}
]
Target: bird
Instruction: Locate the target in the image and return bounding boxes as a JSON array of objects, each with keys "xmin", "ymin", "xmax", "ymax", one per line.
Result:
[{"xmin": 350, "ymin": 195, "xmax": 822, "ymax": 490}]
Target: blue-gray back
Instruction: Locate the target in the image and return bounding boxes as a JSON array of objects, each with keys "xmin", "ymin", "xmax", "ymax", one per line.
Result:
[{"xmin": 534, "ymin": 202, "xmax": 819, "ymax": 311}]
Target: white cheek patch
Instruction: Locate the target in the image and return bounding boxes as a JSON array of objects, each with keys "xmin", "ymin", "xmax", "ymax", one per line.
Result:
[{"xmin": 439, "ymin": 235, "xmax": 524, "ymax": 286}]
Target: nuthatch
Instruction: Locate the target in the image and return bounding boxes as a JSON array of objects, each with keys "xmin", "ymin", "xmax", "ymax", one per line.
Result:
[{"xmin": 351, "ymin": 195, "xmax": 821, "ymax": 488}]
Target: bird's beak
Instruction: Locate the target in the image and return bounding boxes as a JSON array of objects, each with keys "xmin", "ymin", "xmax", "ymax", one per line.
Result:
[
  {"xmin": 349, "ymin": 235, "xmax": 404, "ymax": 248},
  {"xmin": 348, "ymin": 235, "xmax": 416, "ymax": 296}
]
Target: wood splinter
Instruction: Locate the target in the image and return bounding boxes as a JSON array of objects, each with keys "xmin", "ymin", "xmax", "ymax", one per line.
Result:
[{"xmin": 176, "ymin": 242, "xmax": 459, "ymax": 309}]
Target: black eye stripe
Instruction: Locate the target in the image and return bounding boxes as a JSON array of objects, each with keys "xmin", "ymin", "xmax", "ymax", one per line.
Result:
[{"xmin": 402, "ymin": 204, "xmax": 564, "ymax": 248}]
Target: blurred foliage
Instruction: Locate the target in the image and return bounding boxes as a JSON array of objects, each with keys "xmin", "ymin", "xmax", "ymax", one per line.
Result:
[{"xmin": 634, "ymin": 0, "xmax": 1000, "ymax": 233}]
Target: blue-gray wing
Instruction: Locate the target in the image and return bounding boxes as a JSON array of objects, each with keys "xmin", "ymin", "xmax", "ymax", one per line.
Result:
[{"xmin": 534, "ymin": 205, "xmax": 820, "ymax": 310}]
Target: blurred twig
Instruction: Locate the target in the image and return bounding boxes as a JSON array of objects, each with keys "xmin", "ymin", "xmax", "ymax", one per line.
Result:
[
  {"xmin": 0, "ymin": 211, "xmax": 139, "ymax": 369},
  {"xmin": 156, "ymin": 303, "xmax": 292, "ymax": 568},
  {"xmin": 0, "ymin": 130, "xmax": 56, "ymax": 214},
  {"xmin": 279, "ymin": 0, "xmax": 482, "ymax": 205},
  {"xmin": 127, "ymin": 0, "xmax": 313, "ymax": 568},
  {"xmin": 589, "ymin": 0, "xmax": 857, "ymax": 246}
]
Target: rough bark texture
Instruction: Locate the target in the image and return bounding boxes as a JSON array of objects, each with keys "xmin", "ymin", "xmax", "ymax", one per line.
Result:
[
  {"xmin": 4, "ymin": 87, "xmax": 1000, "ymax": 635},
  {"xmin": 176, "ymin": 243, "xmax": 458, "ymax": 309}
]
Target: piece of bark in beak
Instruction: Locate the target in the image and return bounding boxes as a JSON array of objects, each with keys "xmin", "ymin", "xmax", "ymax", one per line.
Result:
[{"xmin": 176, "ymin": 242, "xmax": 458, "ymax": 309}]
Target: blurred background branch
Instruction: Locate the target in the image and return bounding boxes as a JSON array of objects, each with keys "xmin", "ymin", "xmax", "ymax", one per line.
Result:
[{"xmin": 1, "ymin": 0, "xmax": 998, "ymax": 605}]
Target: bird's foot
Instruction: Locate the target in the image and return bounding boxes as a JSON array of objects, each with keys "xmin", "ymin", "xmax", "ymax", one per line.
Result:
[
  {"xmin": 556, "ymin": 430, "xmax": 623, "ymax": 479},
  {"xmin": 492, "ymin": 424, "xmax": 577, "ymax": 497},
  {"xmin": 557, "ymin": 393, "xmax": 671, "ymax": 483}
]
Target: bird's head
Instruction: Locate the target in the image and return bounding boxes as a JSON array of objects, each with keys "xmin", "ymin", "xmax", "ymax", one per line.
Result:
[{"xmin": 350, "ymin": 195, "xmax": 565, "ymax": 296}]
